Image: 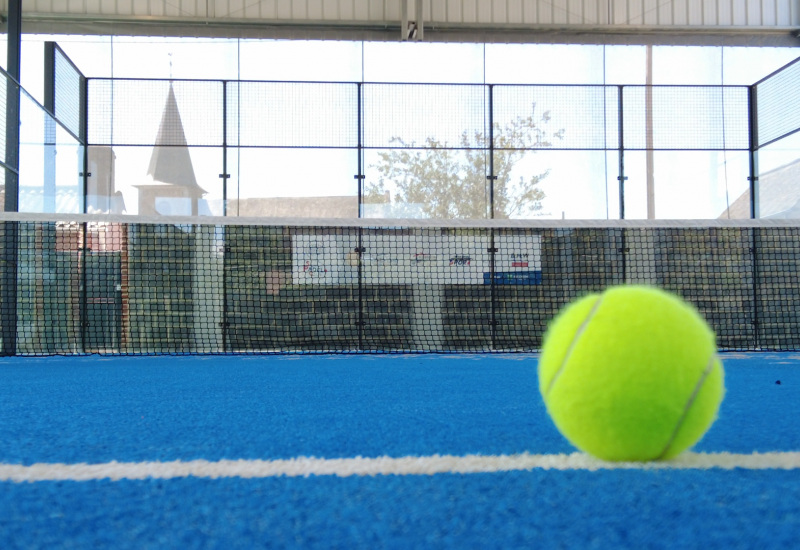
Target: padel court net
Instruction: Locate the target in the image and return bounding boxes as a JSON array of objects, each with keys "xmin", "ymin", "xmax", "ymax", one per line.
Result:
[{"xmin": 1, "ymin": 215, "xmax": 799, "ymax": 355}]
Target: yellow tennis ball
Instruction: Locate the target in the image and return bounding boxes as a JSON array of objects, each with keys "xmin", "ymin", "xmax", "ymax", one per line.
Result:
[{"xmin": 538, "ymin": 285, "xmax": 724, "ymax": 462}]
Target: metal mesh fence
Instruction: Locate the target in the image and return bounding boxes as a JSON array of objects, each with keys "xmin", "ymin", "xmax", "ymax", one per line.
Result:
[
  {"xmin": 361, "ymin": 84, "xmax": 488, "ymax": 149},
  {"xmin": 622, "ymin": 86, "xmax": 750, "ymax": 150},
  {"xmin": 82, "ymin": 78, "xmax": 758, "ymax": 220},
  {"xmin": 228, "ymin": 81, "xmax": 359, "ymax": 148},
  {"xmin": 52, "ymin": 45, "xmax": 84, "ymax": 141},
  {"xmin": 2, "ymin": 215, "xmax": 800, "ymax": 355},
  {"xmin": 88, "ymin": 79, "xmax": 223, "ymax": 146},
  {"xmin": 87, "ymin": 80, "xmax": 753, "ymax": 152},
  {"xmin": 755, "ymin": 57, "xmax": 800, "ymax": 148},
  {"xmin": 492, "ymin": 85, "xmax": 619, "ymax": 150}
]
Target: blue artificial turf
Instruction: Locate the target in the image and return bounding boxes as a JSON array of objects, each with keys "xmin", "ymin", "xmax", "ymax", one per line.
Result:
[
  {"xmin": 2, "ymin": 469, "xmax": 799, "ymax": 549},
  {"xmin": 0, "ymin": 352, "xmax": 798, "ymax": 548},
  {"xmin": 0, "ymin": 354, "xmax": 567, "ymax": 464}
]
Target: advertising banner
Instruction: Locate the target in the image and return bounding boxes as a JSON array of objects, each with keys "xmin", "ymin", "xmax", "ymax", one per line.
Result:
[{"xmin": 293, "ymin": 232, "xmax": 542, "ymax": 286}]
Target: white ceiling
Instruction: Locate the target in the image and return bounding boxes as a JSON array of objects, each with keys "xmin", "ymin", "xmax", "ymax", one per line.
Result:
[{"xmin": 5, "ymin": 0, "xmax": 800, "ymax": 45}]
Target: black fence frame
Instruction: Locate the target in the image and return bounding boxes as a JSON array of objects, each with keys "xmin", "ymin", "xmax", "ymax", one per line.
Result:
[
  {"xmin": 85, "ymin": 78, "xmax": 755, "ymax": 221},
  {"xmin": 2, "ymin": 53, "xmax": 800, "ymax": 356}
]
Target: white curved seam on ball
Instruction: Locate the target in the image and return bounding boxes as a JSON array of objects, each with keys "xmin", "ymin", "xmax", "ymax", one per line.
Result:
[
  {"xmin": 655, "ymin": 353, "xmax": 718, "ymax": 460},
  {"xmin": 545, "ymin": 295, "xmax": 604, "ymax": 397}
]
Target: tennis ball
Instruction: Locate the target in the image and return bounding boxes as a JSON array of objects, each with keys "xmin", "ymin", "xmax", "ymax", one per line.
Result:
[{"xmin": 538, "ymin": 285, "xmax": 724, "ymax": 462}]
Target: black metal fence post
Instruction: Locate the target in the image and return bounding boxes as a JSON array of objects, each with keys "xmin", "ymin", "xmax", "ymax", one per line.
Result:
[
  {"xmin": 1, "ymin": 1, "xmax": 22, "ymax": 356},
  {"xmin": 748, "ymin": 84, "xmax": 761, "ymax": 349},
  {"xmin": 487, "ymin": 84, "xmax": 499, "ymax": 350},
  {"xmin": 356, "ymin": 83, "xmax": 365, "ymax": 350}
]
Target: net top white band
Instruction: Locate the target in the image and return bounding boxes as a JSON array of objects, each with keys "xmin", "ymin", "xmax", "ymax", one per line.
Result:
[{"xmin": 3, "ymin": 212, "xmax": 800, "ymax": 229}]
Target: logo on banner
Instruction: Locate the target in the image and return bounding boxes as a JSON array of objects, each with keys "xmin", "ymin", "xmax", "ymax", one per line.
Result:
[
  {"xmin": 511, "ymin": 253, "xmax": 529, "ymax": 268},
  {"xmin": 449, "ymin": 256, "xmax": 472, "ymax": 266},
  {"xmin": 303, "ymin": 260, "xmax": 328, "ymax": 276}
]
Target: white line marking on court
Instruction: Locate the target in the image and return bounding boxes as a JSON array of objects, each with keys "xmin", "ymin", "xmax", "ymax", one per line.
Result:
[{"xmin": 1, "ymin": 452, "xmax": 799, "ymax": 483}]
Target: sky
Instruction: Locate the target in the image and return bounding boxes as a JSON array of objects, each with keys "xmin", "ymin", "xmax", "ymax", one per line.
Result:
[{"xmin": 3, "ymin": 36, "xmax": 800, "ymax": 219}]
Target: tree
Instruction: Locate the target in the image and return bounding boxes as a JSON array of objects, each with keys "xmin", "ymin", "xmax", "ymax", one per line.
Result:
[{"xmin": 366, "ymin": 103, "xmax": 564, "ymax": 219}]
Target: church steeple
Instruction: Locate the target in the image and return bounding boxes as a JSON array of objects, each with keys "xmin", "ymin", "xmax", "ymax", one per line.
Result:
[{"xmin": 146, "ymin": 83, "xmax": 205, "ymax": 194}]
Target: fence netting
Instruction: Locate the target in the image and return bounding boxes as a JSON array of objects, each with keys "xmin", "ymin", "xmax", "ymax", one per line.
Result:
[{"xmin": 1, "ymin": 216, "xmax": 798, "ymax": 355}]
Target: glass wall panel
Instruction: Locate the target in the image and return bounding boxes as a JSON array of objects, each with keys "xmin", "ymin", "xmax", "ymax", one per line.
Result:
[
  {"xmin": 363, "ymin": 148, "xmax": 489, "ymax": 219},
  {"xmin": 229, "ymin": 148, "xmax": 358, "ymax": 218},
  {"xmin": 87, "ymin": 145, "xmax": 224, "ymax": 216},
  {"xmin": 40, "ymin": 37, "xmax": 800, "ymax": 222},
  {"xmin": 111, "ymin": 37, "xmax": 240, "ymax": 80},
  {"xmin": 485, "ymin": 44, "xmax": 606, "ymax": 84},
  {"xmin": 364, "ymin": 43, "xmax": 485, "ymax": 84},
  {"xmin": 53, "ymin": 35, "xmax": 113, "ymax": 78},
  {"xmin": 240, "ymin": 40, "xmax": 363, "ymax": 82},
  {"xmin": 18, "ymin": 38, "xmax": 46, "ymax": 105},
  {"xmin": 757, "ymin": 132, "xmax": 800, "ymax": 219},
  {"xmin": 651, "ymin": 46, "xmax": 723, "ymax": 85},
  {"xmin": 503, "ymin": 150, "xmax": 617, "ymax": 220},
  {"xmin": 722, "ymin": 47, "xmax": 800, "ymax": 85},
  {"xmin": 604, "ymin": 46, "xmax": 647, "ymax": 84},
  {"xmin": 53, "ymin": 125, "xmax": 84, "ymax": 214},
  {"xmin": 624, "ymin": 150, "xmax": 750, "ymax": 219},
  {"xmin": 17, "ymin": 35, "xmax": 111, "ymax": 102},
  {"xmin": 18, "ymin": 91, "xmax": 82, "ymax": 214}
]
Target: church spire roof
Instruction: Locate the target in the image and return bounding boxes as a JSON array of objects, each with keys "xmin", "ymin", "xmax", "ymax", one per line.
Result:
[{"xmin": 147, "ymin": 83, "xmax": 205, "ymax": 194}]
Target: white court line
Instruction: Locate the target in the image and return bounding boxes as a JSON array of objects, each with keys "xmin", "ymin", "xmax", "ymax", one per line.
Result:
[{"xmin": 1, "ymin": 452, "xmax": 799, "ymax": 483}]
